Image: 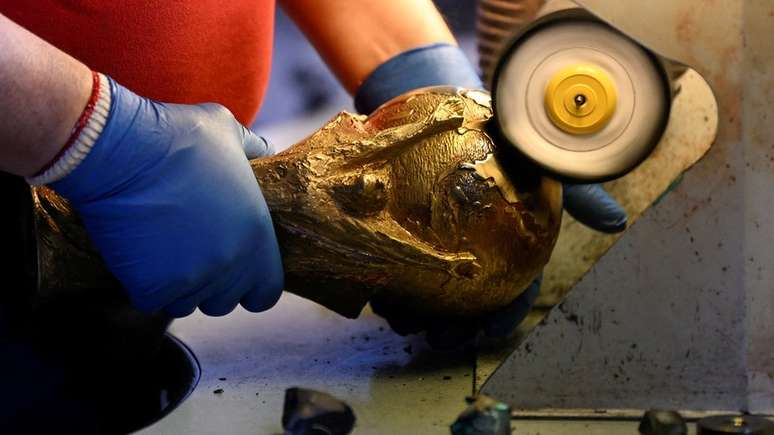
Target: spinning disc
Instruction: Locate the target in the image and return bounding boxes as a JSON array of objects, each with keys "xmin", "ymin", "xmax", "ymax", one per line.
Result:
[{"xmin": 493, "ymin": 18, "xmax": 670, "ymax": 181}]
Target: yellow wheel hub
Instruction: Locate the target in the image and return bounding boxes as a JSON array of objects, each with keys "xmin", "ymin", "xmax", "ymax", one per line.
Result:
[{"xmin": 544, "ymin": 64, "xmax": 617, "ymax": 135}]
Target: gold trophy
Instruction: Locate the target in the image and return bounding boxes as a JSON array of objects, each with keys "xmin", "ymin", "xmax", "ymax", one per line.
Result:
[{"xmin": 28, "ymin": 87, "xmax": 562, "ymax": 323}]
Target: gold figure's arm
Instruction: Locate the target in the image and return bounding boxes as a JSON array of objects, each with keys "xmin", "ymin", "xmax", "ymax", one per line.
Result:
[
  {"xmin": 341, "ymin": 215, "xmax": 479, "ymax": 276},
  {"xmin": 278, "ymin": 0, "xmax": 458, "ymax": 94}
]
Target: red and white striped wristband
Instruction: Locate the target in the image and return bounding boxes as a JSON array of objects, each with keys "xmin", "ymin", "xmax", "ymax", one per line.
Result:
[{"xmin": 26, "ymin": 71, "xmax": 112, "ymax": 186}]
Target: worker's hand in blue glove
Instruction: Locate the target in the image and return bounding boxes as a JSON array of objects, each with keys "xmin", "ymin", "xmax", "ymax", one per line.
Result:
[
  {"xmin": 562, "ymin": 183, "xmax": 627, "ymax": 233},
  {"xmin": 48, "ymin": 76, "xmax": 284, "ymax": 317},
  {"xmin": 357, "ymin": 44, "xmax": 627, "ymax": 349}
]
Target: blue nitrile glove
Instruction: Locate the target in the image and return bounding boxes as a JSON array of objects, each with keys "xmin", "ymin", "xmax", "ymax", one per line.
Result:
[
  {"xmin": 50, "ymin": 77, "xmax": 284, "ymax": 318},
  {"xmin": 563, "ymin": 183, "xmax": 627, "ymax": 233},
  {"xmin": 357, "ymin": 44, "xmax": 627, "ymax": 348}
]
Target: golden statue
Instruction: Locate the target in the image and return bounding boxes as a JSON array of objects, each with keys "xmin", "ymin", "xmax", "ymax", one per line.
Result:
[{"xmin": 31, "ymin": 87, "xmax": 562, "ymax": 321}]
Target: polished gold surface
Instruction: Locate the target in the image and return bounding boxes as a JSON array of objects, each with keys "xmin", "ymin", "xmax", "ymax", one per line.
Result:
[
  {"xmin": 251, "ymin": 87, "xmax": 562, "ymax": 319},
  {"xmin": 32, "ymin": 87, "xmax": 562, "ymax": 320}
]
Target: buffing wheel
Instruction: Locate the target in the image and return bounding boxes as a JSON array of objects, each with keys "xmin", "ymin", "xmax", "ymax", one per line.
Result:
[{"xmin": 493, "ymin": 17, "xmax": 670, "ymax": 181}]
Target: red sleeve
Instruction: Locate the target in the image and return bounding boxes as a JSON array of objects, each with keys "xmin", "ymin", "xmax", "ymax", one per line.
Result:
[{"xmin": 0, "ymin": 0, "xmax": 274, "ymax": 125}]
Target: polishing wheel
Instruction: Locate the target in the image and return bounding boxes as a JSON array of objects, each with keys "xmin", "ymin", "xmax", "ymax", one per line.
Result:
[{"xmin": 492, "ymin": 16, "xmax": 671, "ymax": 181}]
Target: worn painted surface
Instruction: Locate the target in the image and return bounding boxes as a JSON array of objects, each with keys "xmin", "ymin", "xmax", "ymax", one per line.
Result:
[
  {"xmin": 510, "ymin": 420, "xmax": 699, "ymax": 435},
  {"xmin": 741, "ymin": 0, "xmax": 774, "ymax": 413},
  {"xmin": 132, "ymin": 297, "xmax": 706, "ymax": 434},
  {"xmin": 138, "ymin": 293, "xmax": 475, "ymax": 435},
  {"xmin": 481, "ymin": 0, "xmax": 774, "ymax": 414}
]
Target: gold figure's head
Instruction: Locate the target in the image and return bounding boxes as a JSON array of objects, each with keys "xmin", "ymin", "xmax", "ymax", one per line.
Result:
[{"xmin": 252, "ymin": 87, "xmax": 562, "ymax": 320}]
